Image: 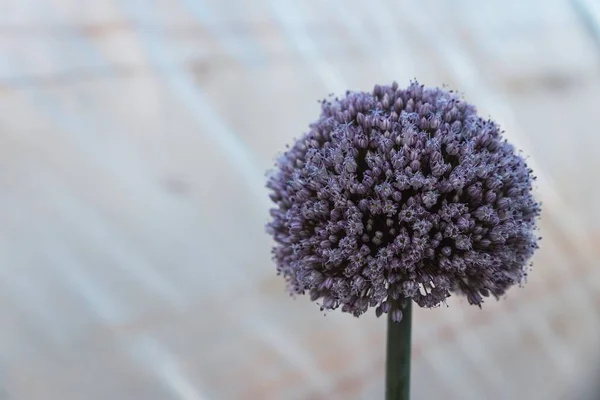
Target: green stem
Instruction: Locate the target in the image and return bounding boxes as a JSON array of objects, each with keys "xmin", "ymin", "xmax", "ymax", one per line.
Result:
[{"xmin": 385, "ymin": 300, "xmax": 412, "ymax": 400}]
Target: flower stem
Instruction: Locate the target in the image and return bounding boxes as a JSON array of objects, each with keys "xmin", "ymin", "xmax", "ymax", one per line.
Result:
[{"xmin": 385, "ymin": 300, "xmax": 412, "ymax": 400}]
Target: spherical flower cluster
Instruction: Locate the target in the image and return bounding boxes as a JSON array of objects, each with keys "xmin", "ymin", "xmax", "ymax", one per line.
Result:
[{"xmin": 266, "ymin": 81, "xmax": 540, "ymax": 321}]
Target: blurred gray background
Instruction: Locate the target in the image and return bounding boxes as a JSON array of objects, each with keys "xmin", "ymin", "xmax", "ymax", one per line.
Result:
[{"xmin": 1, "ymin": 0, "xmax": 600, "ymax": 399}]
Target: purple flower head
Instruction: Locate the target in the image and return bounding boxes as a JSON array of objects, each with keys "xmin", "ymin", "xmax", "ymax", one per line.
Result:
[{"xmin": 266, "ymin": 81, "xmax": 540, "ymax": 320}]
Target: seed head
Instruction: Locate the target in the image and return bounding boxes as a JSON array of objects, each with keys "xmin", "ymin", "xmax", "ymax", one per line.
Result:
[{"xmin": 266, "ymin": 81, "xmax": 540, "ymax": 320}]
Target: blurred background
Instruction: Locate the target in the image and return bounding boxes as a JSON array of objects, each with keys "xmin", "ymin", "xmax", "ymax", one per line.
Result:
[{"xmin": 1, "ymin": 0, "xmax": 600, "ymax": 399}]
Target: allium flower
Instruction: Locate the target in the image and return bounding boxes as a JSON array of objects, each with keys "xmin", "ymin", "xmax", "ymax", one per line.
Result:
[{"xmin": 266, "ymin": 81, "xmax": 540, "ymax": 322}]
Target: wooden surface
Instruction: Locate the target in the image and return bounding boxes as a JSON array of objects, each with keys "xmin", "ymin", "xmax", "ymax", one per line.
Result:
[{"xmin": 1, "ymin": 0, "xmax": 600, "ymax": 399}]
